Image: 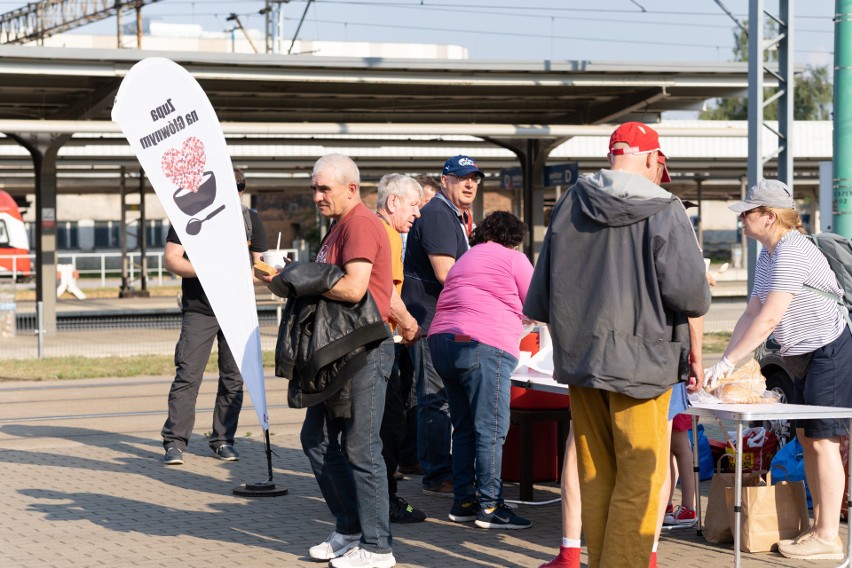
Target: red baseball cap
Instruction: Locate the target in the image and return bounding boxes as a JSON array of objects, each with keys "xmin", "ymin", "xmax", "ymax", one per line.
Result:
[{"xmin": 608, "ymin": 122, "xmax": 671, "ymax": 183}]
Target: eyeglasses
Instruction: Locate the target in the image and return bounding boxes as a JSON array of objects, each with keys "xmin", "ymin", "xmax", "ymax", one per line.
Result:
[
  {"xmin": 738, "ymin": 208, "xmax": 764, "ymax": 220},
  {"xmin": 446, "ymin": 174, "xmax": 482, "ymax": 186}
]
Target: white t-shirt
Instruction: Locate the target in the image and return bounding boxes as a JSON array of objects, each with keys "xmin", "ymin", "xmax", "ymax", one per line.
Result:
[{"xmin": 752, "ymin": 231, "xmax": 846, "ymax": 355}]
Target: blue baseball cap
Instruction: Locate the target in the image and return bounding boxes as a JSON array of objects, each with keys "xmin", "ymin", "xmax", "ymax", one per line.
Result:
[{"xmin": 443, "ymin": 155, "xmax": 484, "ymax": 178}]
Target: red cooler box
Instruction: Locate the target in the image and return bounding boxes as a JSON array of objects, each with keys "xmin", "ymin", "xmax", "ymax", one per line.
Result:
[{"xmin": 502, "ymin": 331, "xmax": 570, "ymax": 482}]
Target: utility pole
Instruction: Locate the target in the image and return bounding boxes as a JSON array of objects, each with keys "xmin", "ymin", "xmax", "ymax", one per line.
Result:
[
  {"xmin": 136, "ymin": 0, "xmax": 143, "ymax": 48},
  {"xmin": 264, "ymin": 0, "xmax": 272, "ymax": 53},
  {"xmin": 117, "ymin": 2, "xmax": 123, "ymax": 48},
  {"xmin": 226, "ymin": 13, "xmax": 259, "ymax": 54},
  {"xmin": 262, "ymin": 0, "xmax": 289, "ymax": 54},
  {"xmin": 835, "ymin": 0, "xmax": 852, "ymax": 237}
]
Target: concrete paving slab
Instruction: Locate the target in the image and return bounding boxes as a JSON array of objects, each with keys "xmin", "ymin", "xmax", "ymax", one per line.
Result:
[{"xmin": 0, "ymin": 375, "xmax": 838, "ymax": 567}]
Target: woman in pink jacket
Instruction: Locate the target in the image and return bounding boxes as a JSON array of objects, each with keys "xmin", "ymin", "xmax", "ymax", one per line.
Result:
[{"xmin": 428, "ymin": 211, "xmax": 534, "ymax": 530}]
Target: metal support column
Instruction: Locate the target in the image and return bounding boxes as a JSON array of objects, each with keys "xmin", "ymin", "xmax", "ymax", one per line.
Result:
[
  {"xmin": 119, "ymin": 167, "xmax": 129, "ymax": 294},
  {"xmin": 5, "ymin": 132, "xmax": 69, "ymax": 334},
  {"xmin": 119, "ymin": 169, "xmax": 150, "ymax": 298},
  {"xmin": 747, "ymin": 0, "xmax": 794, "ymax": 290},
  {"xmin": 515, "ymin": 139, "xmax": 549, "ymax": 262},
  {"xmin": 696, "ymin": 178, "xmax": 704, "ymax": 250},
  {"xmin": 138, "ymin": 171, "xmax": 149, "ymax": 295},
  {"xmin": 834, "ymin": 0, "xmax": 852, "ymax": 237},
  {"xmin": 489, "ymin": 137, "xmax": 562, "ymax": 263}
]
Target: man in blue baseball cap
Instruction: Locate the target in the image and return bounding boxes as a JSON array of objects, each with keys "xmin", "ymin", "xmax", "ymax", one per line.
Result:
[
  {"xmin": 401, "ymin": 155, "xmax": 482, "ymax": 499},
  {"xmin": 443, "ymin": 155, "xmax": 484, "ymax": 178}
]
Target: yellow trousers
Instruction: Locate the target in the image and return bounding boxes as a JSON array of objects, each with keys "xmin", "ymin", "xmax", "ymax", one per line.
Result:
[{"xmin": 569, "ymin": 385, "xmax": 672, "ymax": 568}]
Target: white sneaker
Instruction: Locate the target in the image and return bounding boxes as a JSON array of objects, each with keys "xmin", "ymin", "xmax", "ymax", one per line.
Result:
[
  {"xmin": 308, "ymin": 531, "xmax": 361, "ymax": 561},
  {"xmin": 329, "ymin": 547, "xmax": 396, "ymax": 568}
]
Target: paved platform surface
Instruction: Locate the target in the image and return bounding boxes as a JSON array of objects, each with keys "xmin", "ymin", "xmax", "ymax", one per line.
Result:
[{"xmin": 0, "ymin": 374, "xmax": 838, "ymax": 568}]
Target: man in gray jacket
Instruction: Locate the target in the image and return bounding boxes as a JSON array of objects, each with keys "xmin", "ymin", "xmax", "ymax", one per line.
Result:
[{"xmin": 524, "ymin": 122, "xmax": 710, "ymax": 568}]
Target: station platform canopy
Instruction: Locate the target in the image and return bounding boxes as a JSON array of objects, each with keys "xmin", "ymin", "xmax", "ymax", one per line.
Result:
[{"xmin": 0, "ymin": 44, "xmax": 763, "ymax": 200}]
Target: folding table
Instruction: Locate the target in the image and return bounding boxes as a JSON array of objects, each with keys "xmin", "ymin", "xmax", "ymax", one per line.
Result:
[{"xmin": 686, "ymin": 403, "xmax": 852, "ymax": 568}]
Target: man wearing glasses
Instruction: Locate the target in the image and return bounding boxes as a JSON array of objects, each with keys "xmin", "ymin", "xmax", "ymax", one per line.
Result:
[{"xmin": 401, "ymin": 155, "xmax": 482, "ymax": 497}]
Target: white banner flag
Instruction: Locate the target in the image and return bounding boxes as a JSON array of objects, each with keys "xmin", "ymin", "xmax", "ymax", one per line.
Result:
[{"xmin": 111, "ymin": 57, "xmax": 269, "ymax": 430}]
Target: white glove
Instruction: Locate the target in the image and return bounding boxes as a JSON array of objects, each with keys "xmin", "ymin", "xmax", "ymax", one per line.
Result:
[{"xmin": 705, "ymin": 357, "xmax": 735, "ymax": 391}]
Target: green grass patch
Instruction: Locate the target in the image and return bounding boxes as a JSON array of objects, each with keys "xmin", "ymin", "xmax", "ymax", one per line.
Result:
[
  {"xmin": 0, "ymin": 351, "xmax": 278, "ymax": 381},
  {"xmin": 702, "ymin": 332, "xmax": 731, "ymax": 354},
  {"xmin": 0, "ymin": 333, "xmax": 731, "ymax": 381}
]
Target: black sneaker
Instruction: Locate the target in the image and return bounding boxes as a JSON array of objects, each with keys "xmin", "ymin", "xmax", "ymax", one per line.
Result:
[
  {"xmin": 215, "ymin": 445, "xmax": 240, "ymax": 461},
  {"xmin": 163, "ymin": 447, "xmax": 183, "ymax": 465},
  {"xmin": 389, "ymin": 495, "xmax": 427, "ymax": 523},
  {"xmin": 474, "ymin": 503, "xmax": 531, "ymax": 530},
  {"xmin": 448, "ymin": 500, "xmax": 481, "ymax": 523}
]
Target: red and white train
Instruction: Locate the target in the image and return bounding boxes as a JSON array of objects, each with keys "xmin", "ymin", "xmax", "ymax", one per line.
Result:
[{"xmin": 0, "ymin": 190, "xmax": 32, "ymax": 280}]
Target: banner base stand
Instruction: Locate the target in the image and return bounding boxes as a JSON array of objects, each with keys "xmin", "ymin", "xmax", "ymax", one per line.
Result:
[
  {"xmin": 233, "ymin": 481, "xmax": 288, "ymax": 497},
  {"xmin": 233, "ymin": 430, "xmax": 287, "ymax": 497}
]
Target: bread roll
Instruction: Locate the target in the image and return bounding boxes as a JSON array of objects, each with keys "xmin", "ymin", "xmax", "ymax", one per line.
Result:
[
  {"xmin": 718, "ymin": 383, "xmax": 755, "ymax": 403},
  {"xmin": 253, "ymin": 260, "xmax": 278, "ymax": 278},
  {"xmin": 706, "ymin": 358, "xmax": 767, "ymax": 396}
]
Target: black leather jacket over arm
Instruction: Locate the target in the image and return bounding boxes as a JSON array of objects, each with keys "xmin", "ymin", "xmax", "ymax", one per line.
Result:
[{"xmin": 272, "ymin": 261, "xmax": 389, "ymax": 418}]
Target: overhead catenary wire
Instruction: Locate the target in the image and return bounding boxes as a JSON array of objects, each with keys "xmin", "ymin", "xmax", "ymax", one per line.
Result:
[{"xmin": 1, "ymin": 0, "xmax": 832, "ymax": 59}]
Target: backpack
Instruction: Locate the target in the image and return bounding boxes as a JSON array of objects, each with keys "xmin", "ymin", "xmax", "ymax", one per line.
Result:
[{"xmin": 804, "ymin": 232, "xmax": 852, "ymax": 330}]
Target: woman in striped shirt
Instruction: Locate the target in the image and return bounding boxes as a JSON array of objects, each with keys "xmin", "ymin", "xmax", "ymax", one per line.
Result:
[{"xmin": 705, "ymin": 179, "xmax": 851, "ymax": 561}]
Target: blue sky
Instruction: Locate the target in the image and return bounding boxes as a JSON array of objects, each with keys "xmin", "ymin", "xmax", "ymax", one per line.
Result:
[{"xmin": 0, "ymin": 0, "xmax": 836, "ymax": 66}]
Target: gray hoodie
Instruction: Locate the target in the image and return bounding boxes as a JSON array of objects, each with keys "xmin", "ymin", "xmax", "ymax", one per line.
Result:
[{"xmin": 524, "ymin": 170, "xmax": 711, "ymax": 399}]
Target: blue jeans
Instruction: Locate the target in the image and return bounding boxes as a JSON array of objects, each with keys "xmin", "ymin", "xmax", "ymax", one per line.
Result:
[
  {"xmin": 301, "ymin": 334, "xmax": 394, "ymax": 554},
  {"xmin": 409, "ymin": 338, "xmax": 453, "ymax": 489},
  {"xmin": 429, "ymin": 334, "xmax": 517, "ymax": 508}
]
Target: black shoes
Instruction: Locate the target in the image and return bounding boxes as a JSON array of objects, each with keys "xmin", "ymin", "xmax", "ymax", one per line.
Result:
[
  {"xmin": 163, "ymin": 447, "xmax": 184, "ymax": 465},
  {"xmin": 389, "ymin": 495, "xmax": 427, "ymax": 524},
  {"xmin": 448, "ymin": 500, "xmax": 481, "ymax": 523},
  {"xmin": 215, "ymin": 445, "xmax": 240, "ymax": 461},
  {"xmin": 474, "ymin": 503, "xmax": 531, "ymax": 530}
]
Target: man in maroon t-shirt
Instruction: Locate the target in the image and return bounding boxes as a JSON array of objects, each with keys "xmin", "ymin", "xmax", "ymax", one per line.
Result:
[{"xmin": 300, "ymin": 153, "xmax": 397, "ymax": 568}]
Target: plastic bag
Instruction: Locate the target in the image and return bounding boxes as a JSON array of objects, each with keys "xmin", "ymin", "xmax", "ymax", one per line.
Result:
[
  {"xmin": 687, "ymin": 423, "xmax": 715, "ymax": 481},
  {"xmin": 726, "ymin": 427, "xmax": 778, "ymax": 471},
  {"xmin": 770, "ymin": 437, "xmax": 811, "ymax": 508},
  {"xmin": 702, "ymin": 359, "xmax": 782, "ymax": 404}
]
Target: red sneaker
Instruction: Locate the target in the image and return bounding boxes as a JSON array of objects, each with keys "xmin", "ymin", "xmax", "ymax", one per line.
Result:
[
  {"xmin": 539, "ymin": 546, "xmax": 581, "ymax": 568},
  {"xmin": 663, "ymin": 505, "xmax": 697, "ymax": 527}
]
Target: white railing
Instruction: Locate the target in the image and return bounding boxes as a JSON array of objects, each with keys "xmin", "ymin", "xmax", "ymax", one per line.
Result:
[
  {"xmin": 0, "ymin": 248, "xmax": 300, "ymax": 287},
  {"xmin": 0, "ymin": 251, "xmax": 166, "ymax": 287}
]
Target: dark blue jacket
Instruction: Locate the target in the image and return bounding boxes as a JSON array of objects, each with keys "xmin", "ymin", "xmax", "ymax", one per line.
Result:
[{"xmin": 524, "ymin": 170, "xmax": 711, "ymax": 399}]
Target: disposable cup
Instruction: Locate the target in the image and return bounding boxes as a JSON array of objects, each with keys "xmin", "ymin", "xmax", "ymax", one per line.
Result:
[{"xmin": 263, "ymin": 250, "xmax": 289, "ymax": 270}]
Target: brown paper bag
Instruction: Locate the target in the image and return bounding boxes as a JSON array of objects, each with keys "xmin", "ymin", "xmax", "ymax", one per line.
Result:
[
  {"xmin": 703, "ymin": 455, "xmax": 762, "ymax": 544},
  {"xmin": 724, "ymin": 467, "xmax": 810, "ymax": 553}
]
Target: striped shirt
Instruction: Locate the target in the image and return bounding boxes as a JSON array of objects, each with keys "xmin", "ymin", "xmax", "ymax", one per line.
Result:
[{"xmin": 752, "ymin": 231, "xmax": 846, "ymax": 355}]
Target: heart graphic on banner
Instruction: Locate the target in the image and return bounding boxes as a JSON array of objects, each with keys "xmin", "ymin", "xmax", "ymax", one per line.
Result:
[{"xmin": 162, "ymin": 137, "xmax": 206, "ymax": 192}]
